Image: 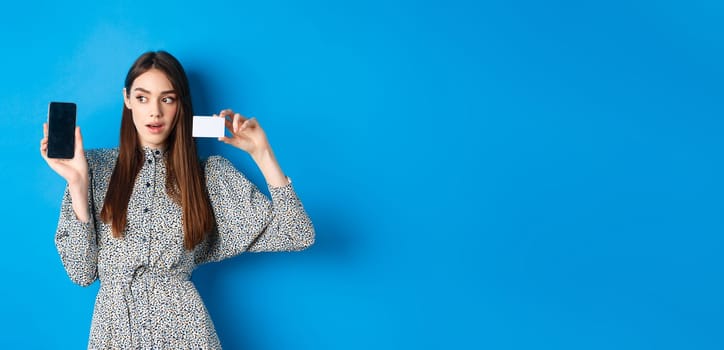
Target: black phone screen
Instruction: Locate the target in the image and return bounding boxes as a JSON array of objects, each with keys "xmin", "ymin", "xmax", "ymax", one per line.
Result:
[{"xmin": 47, "ymin": 102, "xmax": 76, "ymax": 159}]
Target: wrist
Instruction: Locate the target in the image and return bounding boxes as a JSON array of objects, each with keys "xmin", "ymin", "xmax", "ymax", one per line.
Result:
[
  {"xmin": 252, "ymin": 147, "xmax": 288, "ymax": 187},
  {"xmin": 68, "ymin": 176, "xmax": 89, "ymax": 196},
  {"xmin": 68, "ymin": 176, "xmax": 88, "ymax": 190},
  {"xmin": 251, "ymin": 146, "xmax": 276, "ymax": 166},
  {"xmin": 67, "ymin": 177, "xmax": 90, "ymax": 223}
]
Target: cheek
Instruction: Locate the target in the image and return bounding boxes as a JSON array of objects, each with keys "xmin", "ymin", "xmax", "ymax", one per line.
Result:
[
  {"xmin": 165, "ymin": 104, "xmax": 178, "ymax": 120},
  {"xmin": 132, "ymin": 117, "xmax": 145, "ymax": 133},
  {"xmin": 129, "ymin": 101, "xmax": 147, "ymax": 117}
]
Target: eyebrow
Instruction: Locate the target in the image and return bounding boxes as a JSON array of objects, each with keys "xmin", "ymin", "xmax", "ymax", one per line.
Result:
[{"xmin": 133, "ymin": 87, "xmax": 177, "ymax": 94}]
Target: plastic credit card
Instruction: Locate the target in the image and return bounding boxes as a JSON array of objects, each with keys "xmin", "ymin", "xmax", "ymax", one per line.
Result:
[{"xmin": 192, "ymin": 116, "xmax": 225, "ymax": 137}]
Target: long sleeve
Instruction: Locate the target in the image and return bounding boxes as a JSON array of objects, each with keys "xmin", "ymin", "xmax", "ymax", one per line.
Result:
[
  {"xmin": 195, "ymin": 156, "xmax": 315, "ymax": 264},
  {"xmin": 55, "ymin": 181, "xmax": 99, "ymax": 286}
]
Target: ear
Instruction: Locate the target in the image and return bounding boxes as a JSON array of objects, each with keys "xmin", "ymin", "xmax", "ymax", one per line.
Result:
[{"xmin": 123, "ymin": 88, "xmax": 131, "ymax": 109}]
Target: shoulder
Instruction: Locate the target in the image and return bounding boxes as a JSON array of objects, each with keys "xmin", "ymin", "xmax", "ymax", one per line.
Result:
[
  {"xmin": 201, "ymin": 155, "xmax": 235, "ymax": 175},
  {"xmin": 85, "ymin": 148, "xmax": 118, "ymax": 174},
  {"xmin": 201, "ymin": 155, "xmax": 252, "ymax": 192}
]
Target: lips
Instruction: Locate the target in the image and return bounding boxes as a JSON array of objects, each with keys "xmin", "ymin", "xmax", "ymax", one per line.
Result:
[{"xmin": 146, "ymin": 123, "xmax": 165, "ymax": 134}]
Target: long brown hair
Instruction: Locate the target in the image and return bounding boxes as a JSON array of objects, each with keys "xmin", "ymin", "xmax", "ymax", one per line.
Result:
[{"xmin": 100, "ymin": 51, "xmax": 215, "ymax": 250}]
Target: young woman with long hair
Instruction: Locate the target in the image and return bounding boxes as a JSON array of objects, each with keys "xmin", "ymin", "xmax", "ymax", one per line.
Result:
[{"xmin": 39, "ymin": 51, "xmax": 314, "ymax": 349}]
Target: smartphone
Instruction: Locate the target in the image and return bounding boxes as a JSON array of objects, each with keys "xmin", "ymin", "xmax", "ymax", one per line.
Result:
[{"xmin": 47, "ymin": 102, "xmax": 77, "ymax": 159}]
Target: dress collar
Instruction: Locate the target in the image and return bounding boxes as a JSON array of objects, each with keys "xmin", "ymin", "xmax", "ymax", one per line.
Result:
[{"xmin": 142, "ymin": 146, "xmax": 167, "ymax": 159}]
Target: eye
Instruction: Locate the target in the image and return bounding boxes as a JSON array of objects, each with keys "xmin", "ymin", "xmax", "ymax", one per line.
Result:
[
  {"xmin": 162, "ymin": 96, "xmax": 176, "ymax": 104},
  {"xmin": 135, "ymin": 95, "xmax": 148, "ymax": 103}
]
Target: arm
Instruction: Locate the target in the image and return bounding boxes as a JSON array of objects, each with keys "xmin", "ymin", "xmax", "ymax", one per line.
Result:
[
  {"xmin": 195, "ymin": 109, "xmax": 315, "ymax": 263},
  {"xmin": 40, "ymin": 124, "xmax": 98, "ymax": 285},
  {"xmin": 195, "ymin": 156, "xmax": 314, "ymax": 264},
  {"xmin": 252, "ymin": 179, "xmax": 315, "ymax": 252},
  {"xmin": 217, "ymin": 109, "xmax": 288, "ymax": 187},
  {"xmin": 54, "ymin": 183, "xmax": 99, "ymax": 286},
  {"xmin": 40, "ymin": 124, "xmax": 90, "ymax": 222}
]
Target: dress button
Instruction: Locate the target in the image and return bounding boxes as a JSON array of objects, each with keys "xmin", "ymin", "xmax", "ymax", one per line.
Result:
[
  {"xmin": 155, "ymin": 150, "xmax": 160, "ymax": 155},
  {"xmin": 145, "ymin": 182, "xmax": 151, "ymax": 187},
  {"xmin": 143, "ymin": 208, "xmax": 149, "ymax": 213}
]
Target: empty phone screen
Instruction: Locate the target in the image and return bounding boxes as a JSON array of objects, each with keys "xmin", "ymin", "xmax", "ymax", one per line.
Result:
[{"xmin": 47, "ymin": 102, "xmax": 76, "ymax": 159}]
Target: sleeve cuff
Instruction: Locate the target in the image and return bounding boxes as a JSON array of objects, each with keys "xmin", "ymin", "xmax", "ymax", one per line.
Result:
[{"xmin": 268, "ymin": 178, "xmax": 302, "ymax": 211}]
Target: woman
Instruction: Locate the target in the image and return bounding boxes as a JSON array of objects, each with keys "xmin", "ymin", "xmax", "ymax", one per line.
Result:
[{"xmin": 39, "ymin": 51, "xmax": 314, "ymax": 349}]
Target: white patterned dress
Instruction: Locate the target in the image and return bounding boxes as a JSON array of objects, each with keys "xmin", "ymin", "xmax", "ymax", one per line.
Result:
[{"xmin": 55, "ymin": 148, "xmax": 315, "ymax": 349}]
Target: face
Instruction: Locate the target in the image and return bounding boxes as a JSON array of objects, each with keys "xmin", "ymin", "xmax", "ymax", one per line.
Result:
[{"xmin": 123, "ymin": 69, "xmax": 178, "ymax": 149}]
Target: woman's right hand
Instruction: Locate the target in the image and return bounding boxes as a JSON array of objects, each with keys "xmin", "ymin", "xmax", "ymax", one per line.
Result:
[
  {"xmin": 40, "ymin": 123, "xmax": 89, "ymax": 187},
  {"xmin": 40, "ymin": 123, "xmax": 91, "ymax": 222}
]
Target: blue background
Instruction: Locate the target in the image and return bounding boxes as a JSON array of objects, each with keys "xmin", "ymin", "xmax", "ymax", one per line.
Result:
[{"xmin": 1, "ymin": 0, "xmax": 722, "ymax": 348}]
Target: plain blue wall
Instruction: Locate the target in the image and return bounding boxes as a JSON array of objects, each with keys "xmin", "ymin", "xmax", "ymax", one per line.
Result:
[{"xmin": 2, "ymin": 0, "xmax": 723, "ymax": 348}]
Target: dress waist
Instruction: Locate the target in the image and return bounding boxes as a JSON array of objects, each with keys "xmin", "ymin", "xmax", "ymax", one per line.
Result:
[
  {"xmin": 99, "ymin": 265, "xmax": 191, "ymax": 286},
  {"xmin": 97, "ymin": 265, "xmax": 192, "ymax": 346}
]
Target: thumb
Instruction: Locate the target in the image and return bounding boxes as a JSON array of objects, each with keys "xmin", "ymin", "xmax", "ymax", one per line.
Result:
[{"xmin": 74, "ymin": 127, "xmax": 85, "ymax": 155}]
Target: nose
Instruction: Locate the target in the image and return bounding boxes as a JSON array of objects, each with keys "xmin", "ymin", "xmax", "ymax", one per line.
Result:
[{"xmin": 150, "ymin": 101, "xmax": 162, "ymax": 118}]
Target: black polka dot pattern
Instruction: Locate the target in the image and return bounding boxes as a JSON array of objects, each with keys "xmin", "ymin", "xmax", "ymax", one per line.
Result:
[{"xmin": 54, "ymin": 147, "xmax": 315, "ymax": 349}]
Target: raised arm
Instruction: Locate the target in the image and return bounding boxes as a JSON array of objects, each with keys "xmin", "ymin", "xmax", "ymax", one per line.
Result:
[
  {"xmin": 40, "ymin": 124, "xmax": 90, "ymax": 222},
  {"xmin": 195, "ymin": 110, "xmax": 314, "ymax": 263},
  {"xmin": 54, "ymin": 184, "xmax": 99, "ymax": 286},
  {"xmin": 216, "ymin": 109, "xmax": 288, "ymax": 187},
  {"xmin": 40, "ymin": 123, "xmax": 98, "ymax": 286}
]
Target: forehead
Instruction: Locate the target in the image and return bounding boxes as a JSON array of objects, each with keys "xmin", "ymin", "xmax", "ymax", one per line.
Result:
[{"xmin": 131, "ymin": 69, "xmax": 174, "ymax": 92}]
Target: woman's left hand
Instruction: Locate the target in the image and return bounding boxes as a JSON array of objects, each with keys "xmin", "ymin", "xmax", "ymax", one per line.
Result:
[
  {"xmin": 216, "ymin": 109, "xmax": 289, "ymax": 187},
  {"xmin": 217, "ymin": 109, "xmax": 270, "ymax": 158}
]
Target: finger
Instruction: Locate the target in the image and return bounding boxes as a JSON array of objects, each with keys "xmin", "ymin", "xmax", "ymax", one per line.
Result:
[
  {"xmin": 219, "ymin": 109, "xmax": 234, "ymax": 119},
  {"xmin": 219, "ymin": 110, "xmax": 234, "ymax": 128},
  {"xmin": 43, "ymin": 123, "xmax": 48, "ymax": 138},
  {"xmin": 240, "ymin": 117, "xmax": 257, "ymax": 131},
  {"xmin": 74, "ymin": 127, "xmax": 84, "ymax": 158},
  {"xmin": 233, "ymin": 114, "xmax": 241, "ymax": 134},
  {"xmin": 40, "ymin": 139, "xmax": 50, "ymax": 160},
  {"xmin": 76, "ymin": 127, "xmax": 84, "ymax": 146}
]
